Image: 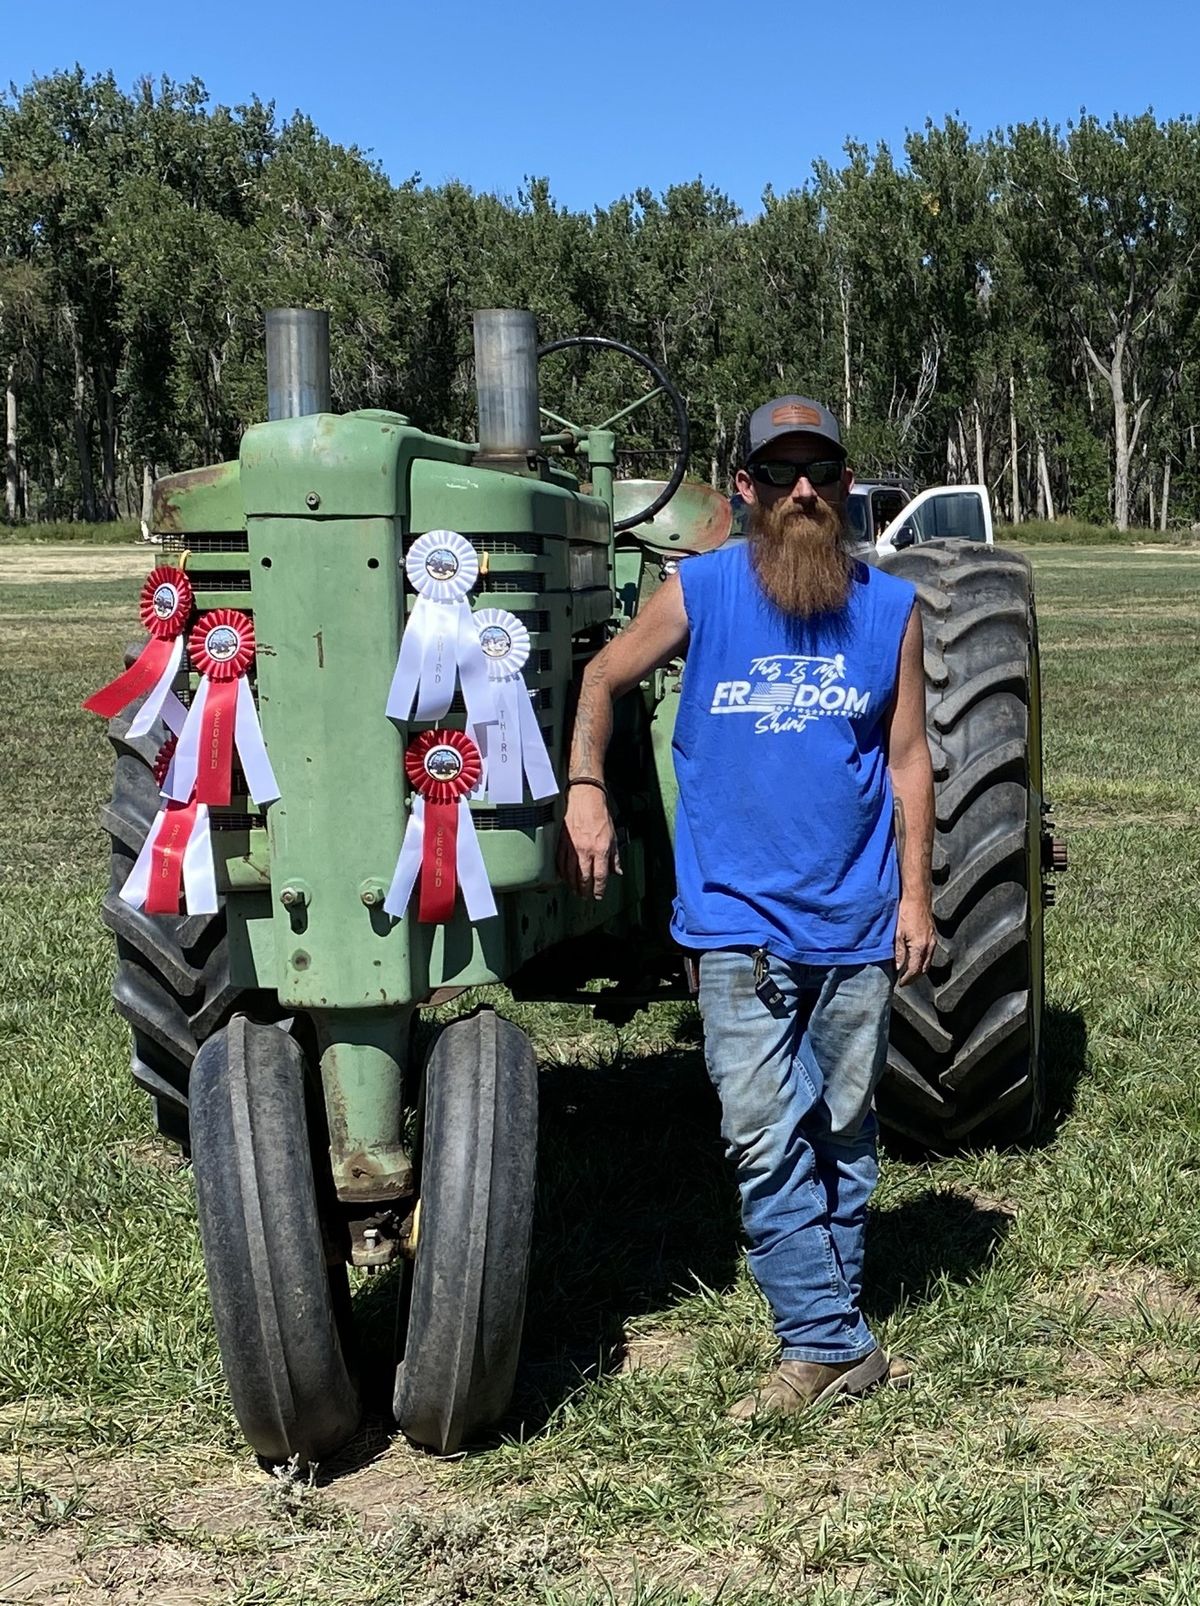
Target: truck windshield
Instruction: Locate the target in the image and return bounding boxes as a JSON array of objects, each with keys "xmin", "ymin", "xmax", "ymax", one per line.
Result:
[{"xmin": 908, "ymin": 493, "xmax": 988, "ymax": 542}]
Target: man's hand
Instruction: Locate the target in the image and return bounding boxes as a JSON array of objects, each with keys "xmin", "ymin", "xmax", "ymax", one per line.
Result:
[
  {"xmin": 895, "ymin": 894, "xmax": 936, "ymax": 986},
  {"xmin": 557, "ymin": 785, "xmax": 622, "ymax": 900}
]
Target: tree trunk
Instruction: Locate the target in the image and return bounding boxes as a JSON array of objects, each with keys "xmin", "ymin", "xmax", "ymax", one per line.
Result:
[
  {"xmin": 4, "ymin": 364, "xmax": 18, "ymax": 523},
  {"xmin": 974, "ymin": 402, "xmax": 986, "ymax": 485},
  {"xmin": 1037, "ymin": 436, "xmax": 1056, "ymax": 522},
  {"xmin": 1008, "ymin": 373, "xmax": 1020, "ymax": 524},
  {"xmin": 838, "ymin": 270, "xmax": 852, "ymax": 429},
  {"xmin": 65, "ymin": 307, "xmax": 97, "ymax": 523},
  {"xmin": 93, "ymin": 362, "xmax": 119, "ymax": 521},
  {"xmin": 1160, "ymin": 457, "xmax": 1171, "ymax": 533},
  {"xmin": 141, "ymin": 461, "xmax": 155, "ymax": 529},
  {"xmin": 1082, "ymin": 327, "xmax": 1148, "ymax": 533}
]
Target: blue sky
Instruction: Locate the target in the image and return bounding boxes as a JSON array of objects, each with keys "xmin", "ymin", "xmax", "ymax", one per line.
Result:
[{"xmin": 8, "ymin": 0, "xmax": 1197, "ymax": 213}]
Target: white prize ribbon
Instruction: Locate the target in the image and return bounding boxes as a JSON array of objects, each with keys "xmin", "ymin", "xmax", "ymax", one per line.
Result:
[
  {"xmin": 473, "ymin": 608, "xmax": 558, "ymax": 804},
  {"xmin": 386, "ymin": 530, "xmax": 498, "ymax": 731},
  {"xmin": 234, "ymin": 677, "xmax": 281, "ymax": 804},
  {"xmin": 126, "ymin": 635, "xmax": 185, "ymax": 739},
  {"xmin": 382, "ymin": 796, "xmax": 498, "ymax": 922},
  {"xmin": 166, "ymin": 677, "xmax": 209, "ymax": 801},
  {"xmin": 166, "ymin": 677, "xmax": 280, "ymax": 806}
]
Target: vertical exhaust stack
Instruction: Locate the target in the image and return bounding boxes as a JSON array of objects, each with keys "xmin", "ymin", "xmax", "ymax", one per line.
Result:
[
  {"xmin": 473, "ymin": 309, "xmax": 540, "ymax": 463},
  {"xmin": 265, "ymin": 308, "xmax": 331, "ymax": 421}
]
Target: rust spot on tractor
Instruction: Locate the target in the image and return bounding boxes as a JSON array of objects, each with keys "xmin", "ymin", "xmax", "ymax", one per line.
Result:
[
  {"xmin": 338, "ymin": 1149, "xmax": 414, "ymax": 1203},
  {"xmin": 151, "ymin": 462, "xmax": 241, "ymax": 536}
]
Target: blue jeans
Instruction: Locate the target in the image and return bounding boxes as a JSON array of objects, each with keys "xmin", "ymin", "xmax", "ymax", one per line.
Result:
[{"xmin": 698, "ymin": 949, "xmax": 894, "ymax": 1364}]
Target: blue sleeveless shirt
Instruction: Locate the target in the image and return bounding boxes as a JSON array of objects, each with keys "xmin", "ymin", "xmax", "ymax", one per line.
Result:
[{"xmin": 671, "ymin": 547, "xmax": 916, "ymax": 964}]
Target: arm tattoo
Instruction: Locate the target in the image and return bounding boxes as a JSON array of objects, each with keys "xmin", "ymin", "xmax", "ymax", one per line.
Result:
[{"xmin": 571, "ymin": 695, "xmax": 603, "ymax": 777}]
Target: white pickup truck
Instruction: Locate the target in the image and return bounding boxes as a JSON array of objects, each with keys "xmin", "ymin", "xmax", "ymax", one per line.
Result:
[{"xmin": 847, "ymin": 478, "xmax": 995, "ymax": 555}]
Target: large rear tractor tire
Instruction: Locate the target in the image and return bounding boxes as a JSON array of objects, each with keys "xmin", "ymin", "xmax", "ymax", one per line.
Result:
[
  {"xmin": 190, "ymin": 1015, "xmax": 361, "ymax": 1467},
  {"xmin": 394, "ymin": 1005, "xmax": 538, "ymax": 1455},
  {"xmin": 99, "ymin": 703, "xmax": 245, "ymax": 1145},
  {"xmin": 878, "ymin": 541, "xmax": 1049, "ymax": 1148}
]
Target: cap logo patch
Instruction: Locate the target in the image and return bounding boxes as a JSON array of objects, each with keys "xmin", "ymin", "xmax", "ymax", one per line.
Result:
[{"xmin": 772, "ymin": 403, "xmax": 823, "ymax": 427}]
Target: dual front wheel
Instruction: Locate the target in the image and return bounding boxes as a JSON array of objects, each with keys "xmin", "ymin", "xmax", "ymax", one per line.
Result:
[{"xmin": 189, "ymin": 1006, "xmax": 537, "ymax": 1465}]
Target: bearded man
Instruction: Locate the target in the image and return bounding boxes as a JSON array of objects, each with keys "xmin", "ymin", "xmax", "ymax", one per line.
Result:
[{"xmin": 558, "ymin": 395, "xmax": 936, "ymax": 1416}]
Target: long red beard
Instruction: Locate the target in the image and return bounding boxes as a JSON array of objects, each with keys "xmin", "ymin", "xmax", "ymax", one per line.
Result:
[{"xmin": 748, "ymin": 495, "xmax": 853, "ymax": 618}]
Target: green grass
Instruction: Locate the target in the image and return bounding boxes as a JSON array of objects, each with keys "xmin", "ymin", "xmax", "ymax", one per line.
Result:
[
  {"xmin": 999, "ymin": 518, "xmax": 1200, "ymax": 546},
  {"xmin": 2, "ymin": 544, "xmax": 1200, "ymax": 1602},
  {"xmin": 0, "ymin": 517, "xmax": 143, "ymax": 546}
]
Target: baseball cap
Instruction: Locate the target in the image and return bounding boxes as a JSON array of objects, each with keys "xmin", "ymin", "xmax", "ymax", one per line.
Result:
[{"xmin": 744, "ymin": 395, "xmax": 843, "ymax": 462}]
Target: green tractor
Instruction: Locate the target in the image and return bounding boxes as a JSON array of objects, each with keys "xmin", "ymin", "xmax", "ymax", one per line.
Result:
[{"xmin": 94, "ymin": 308, "xmax": 1065, "ymax": 1465}]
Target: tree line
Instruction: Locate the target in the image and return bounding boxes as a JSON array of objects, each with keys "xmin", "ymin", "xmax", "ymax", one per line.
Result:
[{"xmin": 3, "ymin": 69, "xmax": 1199, "ymax": 530}]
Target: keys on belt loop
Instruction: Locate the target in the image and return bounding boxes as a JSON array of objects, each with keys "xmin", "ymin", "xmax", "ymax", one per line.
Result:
[{"xmin": 752, "ymin": 947, "xmax": 786, "ymax": 1013}]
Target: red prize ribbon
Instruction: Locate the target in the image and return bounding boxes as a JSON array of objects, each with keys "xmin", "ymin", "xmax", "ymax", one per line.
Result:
[
  {"xmin": 145, "ymin": 799, "xmax": 201, "ymax": 914},
  {"xmin": 142, "ymin": 733, "xmax": 189, "ymax": 915},
  {"xmin": 188, "ymin": 609, "xmax": 255, "ymax": 807},
  {"xmin": 405, "ymin": 729, "xmax": 483, "ymax": 923},
  {"xmin": 83, "ymin": 566, "xmax": 193, "ymax": 719}
]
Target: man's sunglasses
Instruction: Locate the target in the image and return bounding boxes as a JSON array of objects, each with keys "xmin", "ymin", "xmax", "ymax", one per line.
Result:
[{"xmin": 750, "ymin": 457, "xmax": 845, "ymax": 489}]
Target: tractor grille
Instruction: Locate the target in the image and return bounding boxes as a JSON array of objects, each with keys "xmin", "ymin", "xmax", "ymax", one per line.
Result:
[
  {"xmin": 474, "ymin": 534, "xmax": 545, "ymax": 556},
  {"xmin": 442, "ymin": 685, "xmax": 552, "ymax": 716},
  {"xmin": 473, "ymin": 801, "xmax": 557, "ymax": 830},
  {"xmin": 213, "ymin": 803, "xmax": 558, "ymax": 834},
  {"xmin": 185, "ymin": 570, "xmax": 252, "ymax": 593},
  {"xmin": 211, "ymin": 812, "xmax": 260, "ymax": 833},
  {"xmin": 482, "ymin": 577, "xmax": 537, "ymax": 594},
  {"xmin": 162, "ymin": 533, "xmax": 249, "ymax": 554}
]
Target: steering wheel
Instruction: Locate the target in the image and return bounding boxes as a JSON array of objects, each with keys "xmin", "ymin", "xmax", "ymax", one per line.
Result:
[{"xmin": 537, "ymin": 336, "xmax": 690, "ymax": 532}]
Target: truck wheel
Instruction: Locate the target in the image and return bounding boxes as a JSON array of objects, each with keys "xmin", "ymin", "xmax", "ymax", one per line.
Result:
[
  {"xmin": 190, "ymin": 1015, "xmax": 361, "ymax": 1467},
  {"xmin": 100, "ymin": 704, "xmax": 244, "ymax": 1145},
  {"xmin": 394, "ymin": 1005, "xmax": 538, "ymax": 1455},
  {"xmin": 878, "ymin": 542, "xmax": 1047, "ymax": 1147}
]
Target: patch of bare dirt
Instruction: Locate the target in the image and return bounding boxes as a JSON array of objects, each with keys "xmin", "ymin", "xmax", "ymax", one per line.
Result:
[
  {"xmin": 618, "ymin": 1327, "xmax": 698, "ymax": 1375},
  {"xmin": 0, "ymin": 1531, "xmax": 227, "ymax": 1605},
  {"xmin": 313, "ymin": 1436, "xmax": 460, "ymax": 1535},
  {"xmin": 1024, "ymin": 1388, "xmax": 1199, "ymax": 1438},
  {"xmin": 1072, "ymin": 1267, "xmax": 1200, "ymax": 1325},
  {"xmin": 0, "ymin": 545, "xmax": 150, "ymax": 585}
]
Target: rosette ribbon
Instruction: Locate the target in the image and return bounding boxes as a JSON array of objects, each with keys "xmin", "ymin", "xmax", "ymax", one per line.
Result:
[
  {"xmin": 83, "ymin": 566, "xmax": 193, "ymax": 737},
  {"xmin": 386, "ymin": 530, "xmax": 496, "ymax": 734},
  {"xmin": 118, "ymin": 736, "xmax": 218, "ymax": 916},
  {"xmin": 473, "ymin": 608, "xmax": 558, "ymax": 805},
  {"xmin": 165, "ymin": 609, "xmax": 280, "ymax": 809},
  {"xmin": 384, "ymin": 729, "xmax": 497, "ymax": 924}
]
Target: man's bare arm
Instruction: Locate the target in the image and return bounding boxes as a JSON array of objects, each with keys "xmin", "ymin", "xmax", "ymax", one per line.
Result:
[
  {"xmin": 885, "ymin": 607, "xmax": 936, "ymax": 984},
  {"xmin": 559, "ymin": 574, "xmax": 690, "ymax": 898}
]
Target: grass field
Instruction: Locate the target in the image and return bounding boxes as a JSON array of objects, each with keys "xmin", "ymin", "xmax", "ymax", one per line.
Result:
[{"xmin": 2, "ymin": 542, "xmax": 1200, "ymax": 1604}]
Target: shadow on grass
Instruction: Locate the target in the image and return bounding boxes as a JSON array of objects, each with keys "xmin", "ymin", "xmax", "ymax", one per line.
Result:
[
  {"xmin": 512, "ymin": 1045, "xmax": 736, "ymax": 1430},
  {"xmin": 338, "ymin": 1009, "xmax": 1072, "ymax": 1469},
  {"xmin": 336, "ymin": 1041, "xmax": 735, "ymax": 1468},
  {"xmin": 1033, "ymin": 1004, "xmax": 1089, "ymax": 1145},
  {"xmin": 863, "ymin": 1190, "xmax": 1012, "ymax": 1323}
]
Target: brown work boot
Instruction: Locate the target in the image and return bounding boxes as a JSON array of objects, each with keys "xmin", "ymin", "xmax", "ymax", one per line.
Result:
[{"xmin": 728, "ymin": 1347, "xmax": 910, "ymax": 1420}]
